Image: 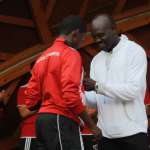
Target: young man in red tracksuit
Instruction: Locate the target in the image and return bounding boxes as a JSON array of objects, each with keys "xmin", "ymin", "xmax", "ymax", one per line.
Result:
[{"xmin": 18, "ymin": 15, "xmax": 101, "ymax": 150}]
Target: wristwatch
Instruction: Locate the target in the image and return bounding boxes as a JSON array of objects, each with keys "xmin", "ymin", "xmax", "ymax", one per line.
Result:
[{"xmin": 94, "ymin": 83, "xmax": 98, "ymax": 93}]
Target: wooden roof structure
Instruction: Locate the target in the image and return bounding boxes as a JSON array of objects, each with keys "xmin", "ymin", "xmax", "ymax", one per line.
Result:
[
  {"xmin": 0, "ymin": 0, "xmax": 150, "ymax": 90},
  {"xmin": 0, "ymin": 0, "xmax": 149, "ymax": 144}
]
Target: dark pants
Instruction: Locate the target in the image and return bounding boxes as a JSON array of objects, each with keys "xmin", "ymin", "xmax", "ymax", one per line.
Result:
[
  {"xmin": 99, "ymin": 133, "xmax": 149, "ymax": 150},
  {"xmin": 36, "ymin": 113, "xmax": 84, "ymax": 150},
  {"xmin": 17, "ymin": 138, "xmax": 38, "ymax": 150},
  {"xmin": 17, "ymin": 135, "xmax": 97, "ymax": 150}
]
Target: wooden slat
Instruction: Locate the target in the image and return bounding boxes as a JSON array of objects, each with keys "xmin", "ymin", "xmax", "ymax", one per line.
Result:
[
  {"xmin": 0, "ymin": 64, "xmax": 30, "ymax": 87},
  {"xmin": 87, "ymin": 1, "xmax": 114, "ymax": 15},
  {"xmin": 125, "ymin": 33, "xmax": 140, "ymax": 43},
  {"xmin": 0, "ymin": 44, "xmax": 49, "ymax": 86},
  {"xmin": 0, "ymin": 44, "xmax": 48, "ymax": 72},
  {"xmin": 3, "ymin": 79, "xmax": 20, "ymax": 105},
  {"xmin": 113, "ymin": 0, "xmax": 127, "ymax": 14},
  {"xmin": 0, "ymin": 52, "xmax": 14, "ymax": 61},
  {"xmin": 29, "ymin": 0, "xmax": 52, "ymax": 44},
  {"xmin": 114, "ymin": 5, "xmax": 150, "ymax": 20},
  {"xmin": 147, "ymin": 50, "xmax": 150, "ymax": 58},
  {"xmin": 80, "ymin": 0, "xmax": 90, "ymax": 17},
  {"xmin": 46, "ymin": 0, "xmax": 57, "ymax": 19},
  {"xmin": 0, "ymin": 15, "xmax": 34, "ymax": 28},
  {"xmin": 117, "ymin": 10, "xmax": 150, "ymax": 32}
]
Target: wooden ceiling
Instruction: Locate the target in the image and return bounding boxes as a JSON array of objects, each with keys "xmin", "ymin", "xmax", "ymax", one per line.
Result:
[{"xmin": 0, "ymin": 0, "xmax": 149, "ymax": 95}]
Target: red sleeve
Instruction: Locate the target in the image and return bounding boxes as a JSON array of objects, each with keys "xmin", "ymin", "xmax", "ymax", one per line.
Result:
[
  {"xmin": 25, "ymin": 64, "xmax": 42, "ymax": 108},
  {"xmin": 144, "ymin": 90, "xmax": 150, "ymax": 105},
  {"xmin": 61, "ymin": 50, "xmax": 85, "ymax": 115},
  {"xmin": 17, "ymin": 86, "xmax": 27, "ymax": 105}
]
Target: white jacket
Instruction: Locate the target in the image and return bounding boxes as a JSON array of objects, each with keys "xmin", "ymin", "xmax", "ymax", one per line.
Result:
[{"xmin": 85, "ymin": 35, "xmax": 148, "ymax": 138}]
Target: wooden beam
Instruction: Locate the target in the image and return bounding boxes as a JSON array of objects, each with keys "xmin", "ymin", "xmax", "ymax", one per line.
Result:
[
  {"xmin": 0, "ymin": 65, "xmax": 30, "ymax": 87},
  {"xmin": 46, "ymin": 0, "xmax": 57, "ymax": 19},
  {"xmin": 146, "ymin": 50, "xmax": 150, "ymax": 58},
  {"xmin": 0, "ymin": 52, "xmax": 14, "ymax": 61},
  {"xmin": 29, "ymin": 0, "xmax": 52, "ymax": 44},
  {"xmin": 87, "ymin": 1, "xmax": 114, "ymax": 15},
  {"xmin": 0, "ymin": 44, "xmax": 49, "ymax": 86},
  {"xmin": 0, "ymin": 44, "xmax": 48, "ymax": 72},
  {"xmin": 117, "ymin": 10, "xmax": 150, "ymax": 32},
  {"xmin": 0, "ymin": 15, "xmax": 34, "ymax": 28},
  {"xmin": 3, "ymin": 79, "xmax": 20, "ymax": 105},
  {"xmin": 113, "ymin": 0, "xmax": 127, "ymax": 14},
  {"xmin": 114, "ymin": 5, "xmax": 150, "ymax": 20},
  {"xmin": 80, "ymin": 0, "xmax": 90, "ymax": 17},
  {"xmin": 125, "ymin": 33, "xmax": 140, "ymax": 43}
]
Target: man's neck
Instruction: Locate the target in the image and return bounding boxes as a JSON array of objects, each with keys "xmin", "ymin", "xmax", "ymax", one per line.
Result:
[{"xmin": 106, "ymin": 37, "xmax": 120, "ymax": 53}]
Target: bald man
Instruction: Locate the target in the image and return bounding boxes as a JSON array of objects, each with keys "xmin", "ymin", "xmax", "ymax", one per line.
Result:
[{"xmin": 83, "ymin": 14, "xmax": 149, "ymax": 150}]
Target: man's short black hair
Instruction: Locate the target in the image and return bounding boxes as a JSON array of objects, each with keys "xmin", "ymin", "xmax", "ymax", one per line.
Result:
[{"xmin": 59, "ymin": 15, "xmax": 86, "ymax": 35}]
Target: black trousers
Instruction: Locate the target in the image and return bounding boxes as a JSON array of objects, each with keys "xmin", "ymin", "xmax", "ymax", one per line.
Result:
[
  {"xmin": 17, "ymin": 136, "xmax": 98, "ymax": 150},
  {"xmin": 17, "ymin": 138, "xmax": 38, "ymax": 150},
  {"xmin": 36, "ymin": 113, "xmax": 84, "ymax": 150},
  {"xmin": 99, "ymin": 133, "xmax": 149, "ymax": 150}
]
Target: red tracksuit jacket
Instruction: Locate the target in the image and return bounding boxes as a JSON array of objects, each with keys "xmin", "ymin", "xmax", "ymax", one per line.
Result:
[
  {"xmin": 25, "ymin": 36, "xmax": 85, "ymax": 123},
  {"xmin": 17, "ymin": 85, "xmax": 37, "ymax": 137}
]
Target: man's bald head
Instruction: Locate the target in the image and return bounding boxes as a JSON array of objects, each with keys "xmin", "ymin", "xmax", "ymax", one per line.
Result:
[
  {"xmin": 91, "ymin": 14, "xmax": 119, "ymax": 52},
  {"xmin": 92, "ymin": 14, "xmax": 116, "ymax": 30}
]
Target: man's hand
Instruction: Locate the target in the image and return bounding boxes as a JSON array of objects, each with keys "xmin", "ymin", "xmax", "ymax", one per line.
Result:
[
  {"xmin": 79, "ymin": 111, "xmax": 101, "ymax": 142},
  {"xmin": 91, "ymin": 126, "xmax": 101, "ymax": 142},
  {"xmin": 83, "ymin": 78, "xmax": 96, "ymax": 91},
  {"xmin": 0, "ymin": 90, "xmax": 6, "ymax": 101},
  {"xmin": 18, "ymin": 104, "xmax": 37, "ymax": 119}
]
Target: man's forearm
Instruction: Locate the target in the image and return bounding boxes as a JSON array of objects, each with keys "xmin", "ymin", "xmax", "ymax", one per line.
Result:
[
  {"xmin": 79, "ymin": 110, "xmax": 101, "ymax": 141},
  {"xmin": 79, "ymin": 110, "xmax": 96, "ymax": 129}
]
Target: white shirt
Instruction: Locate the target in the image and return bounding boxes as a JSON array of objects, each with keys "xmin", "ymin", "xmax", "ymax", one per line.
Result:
[{"xmin": 85, "ymin": 34, "xmax": 148, "ymax": 138}]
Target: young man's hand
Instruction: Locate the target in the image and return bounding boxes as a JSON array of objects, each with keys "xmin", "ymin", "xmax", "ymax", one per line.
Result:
[
  {"xmin": 18, "ymin": 104, "xmax": 37, "ymax": 119},
  {"xmin": 91, "ymin": 125, "xmax": 102, "ymax": 142}
]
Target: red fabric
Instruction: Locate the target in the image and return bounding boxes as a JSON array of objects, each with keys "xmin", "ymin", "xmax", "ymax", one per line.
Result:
[
  {"xmin": 17, "ymin": 85, "xmax": 93, "ymax": 136},
  {"xmin": 17, "ymin": 85, "xmax": 37, "ymax": 137},
  {"xmin": 81, "ymin": 124, "xmax": 92, "ymax": 134},
  {"xmin": 25, "ymin": 37, "xmax": 85, "ymax": 124},
  {"xmin": 144, "ymin": 90, "xmax": 150, "ymax": 105}
]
